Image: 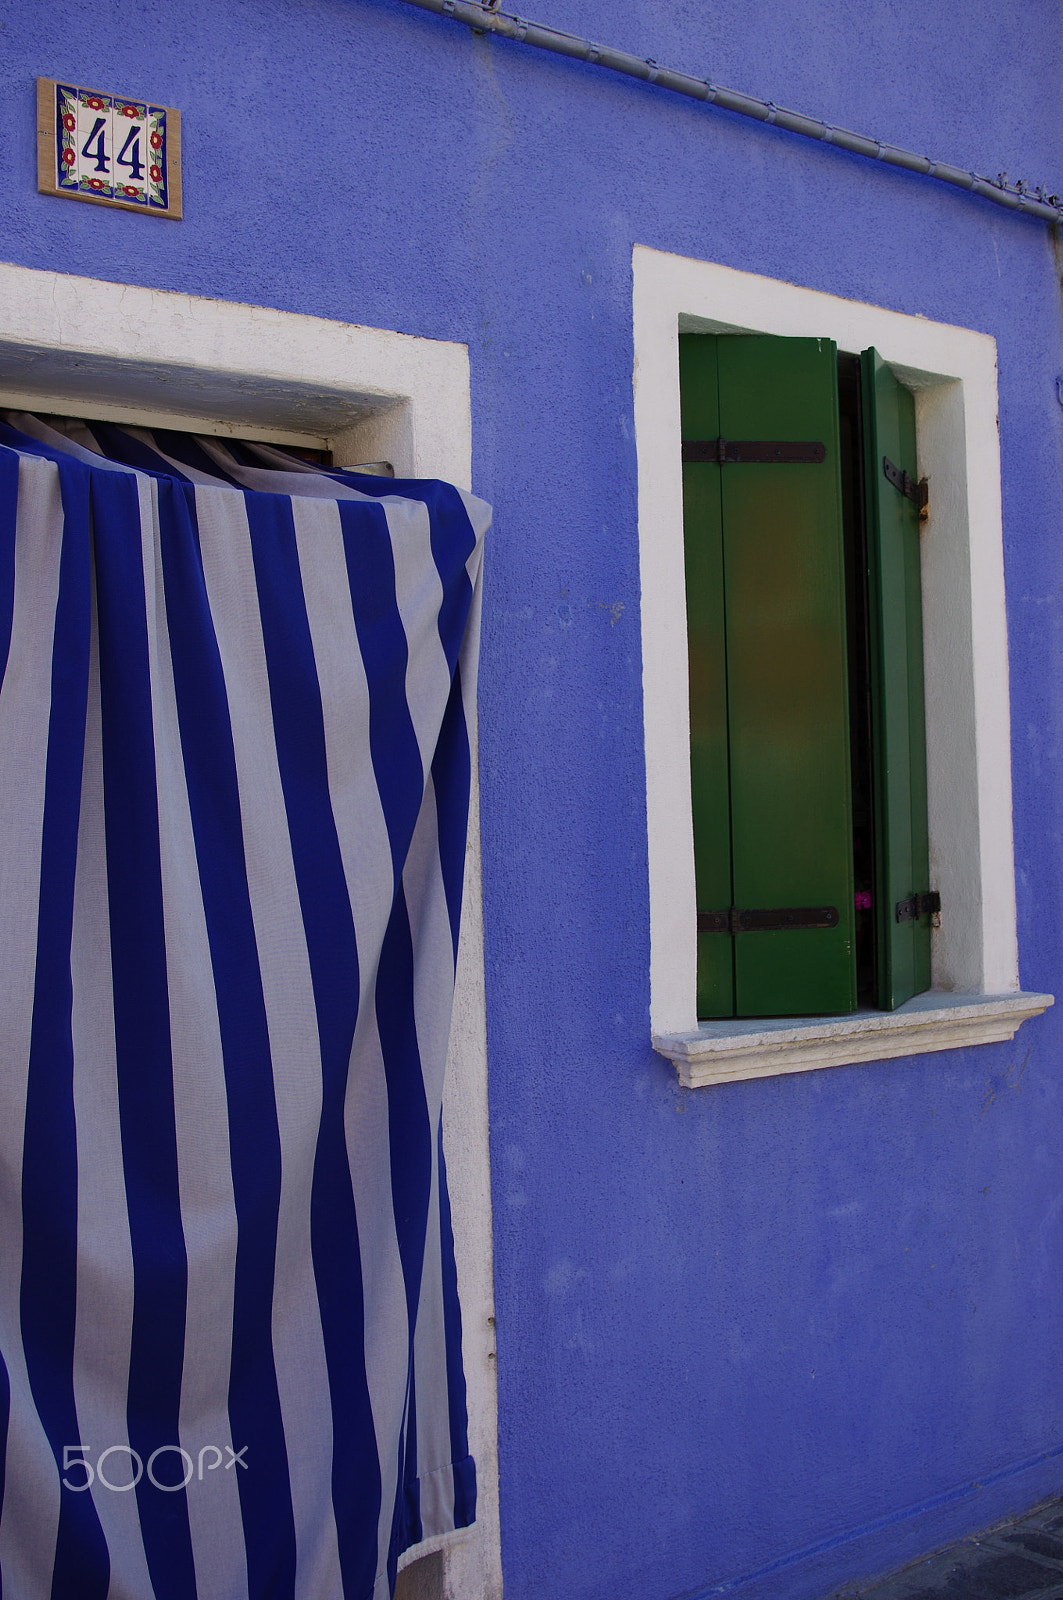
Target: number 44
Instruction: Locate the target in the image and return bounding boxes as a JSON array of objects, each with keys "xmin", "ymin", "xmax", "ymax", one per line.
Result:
[{"xmin": 78, "ymin": 119, "xmax": 143, "ymax": 182}]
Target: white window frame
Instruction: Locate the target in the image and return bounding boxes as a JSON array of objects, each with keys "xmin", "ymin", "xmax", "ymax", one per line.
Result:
[
  {"xmin": 632, "ymin": 245, "xmax": 1052, "ymax": 1087},
  {"xmin": 0, "ymin": 261, "xmax": 501, "ymax": 1600}
]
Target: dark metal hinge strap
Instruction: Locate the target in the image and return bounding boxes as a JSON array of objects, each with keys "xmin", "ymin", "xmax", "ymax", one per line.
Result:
[
  {"xmin": 683, "ymin": 438, "xmax": 826, "ymax": 465},
  {"xmin": 883, "ymin": 455, "xmax": 929, "ymax": 519},
  {"xmin": 698, "ymin": 906, "xmax": 840, "ymax": 934},
  {"xmin": 895, "ymin": 890, "xmax": 941, "ymax": 923}
]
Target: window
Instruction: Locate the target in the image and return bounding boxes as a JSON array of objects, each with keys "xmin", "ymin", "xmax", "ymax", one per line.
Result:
[
  {"xmin": 680, "ymin": 332, "xmax": 933, "ymax": 1021},
  {"xmin": 632, "ymin": 246, "xmax": 1052, "ymax": 1085}
]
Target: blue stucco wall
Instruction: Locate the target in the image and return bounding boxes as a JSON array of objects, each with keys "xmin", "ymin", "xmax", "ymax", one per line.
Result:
[{"xmin": 2, "ymin": 2, "xmax": 1063, "ymax": 1596}]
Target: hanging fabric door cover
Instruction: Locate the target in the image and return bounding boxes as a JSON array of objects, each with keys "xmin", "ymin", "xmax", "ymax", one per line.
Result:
[{"xmin": 0, "ymin": 414, "xmax": 488, "ymax": 1600}]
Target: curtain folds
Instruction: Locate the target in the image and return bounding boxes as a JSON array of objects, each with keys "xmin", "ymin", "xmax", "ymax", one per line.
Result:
[{"xmin": 0, "ymin": 415, "xmax": 488, "ymax": 1600}]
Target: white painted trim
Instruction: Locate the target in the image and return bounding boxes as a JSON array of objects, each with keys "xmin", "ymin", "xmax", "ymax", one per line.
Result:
[
  {"xmin": 0, "ymin": 389, "xmax": 333, "ymax": 450},
  {"xmin": 654, "ymin": 991, "xmax": 1054, "ymax": 1089},
  {"xmin": 0, "ymin": 262, "xmax": 501, "ymax": 1600},
  {"xmin": 0, "ymin": 261, "xmax": 471, "ymax": 482},
  {"xmin": 633, "ymin": 245, "xmax": 1024, "ymax": 1053}
]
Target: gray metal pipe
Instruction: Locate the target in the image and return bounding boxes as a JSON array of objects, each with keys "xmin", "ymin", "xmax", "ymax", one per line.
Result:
[{"xmin": 395, "ymin": 0, "xmax": 1063, "ymax": 225}]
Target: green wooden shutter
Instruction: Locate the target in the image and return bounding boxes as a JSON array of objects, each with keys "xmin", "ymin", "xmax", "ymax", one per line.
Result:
[
  {"xmin": 861, "ymin": 348, "xmax": 932, "ymax": 1008},
  {"xmin": 680, "ymin": 335, "xmax": 734, "ymax": 1018},
  {"xmin": 681, "ymin": 334, "xmax": 857, "ymax": 1019}
]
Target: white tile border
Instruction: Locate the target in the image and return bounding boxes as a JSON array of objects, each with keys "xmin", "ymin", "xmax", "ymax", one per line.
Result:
[
  {"xmin": 632, "ymin": 245, "xmax": 1045, "ymax": 1070},
  {"xmin": 0, "ymin": 263, "xmax": 501, "ymax": 1599}
]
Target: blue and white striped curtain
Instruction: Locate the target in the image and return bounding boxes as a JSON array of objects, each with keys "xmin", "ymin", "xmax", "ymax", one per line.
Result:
[{"xmin": 0, "ymin": 413, "xmax": 488, "ymax": 1600}]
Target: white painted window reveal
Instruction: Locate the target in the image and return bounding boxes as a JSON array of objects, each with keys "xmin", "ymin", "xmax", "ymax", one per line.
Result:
[{"xmin": 631, "ymin": 245, "xmax": 1053, "ymax": 1087}]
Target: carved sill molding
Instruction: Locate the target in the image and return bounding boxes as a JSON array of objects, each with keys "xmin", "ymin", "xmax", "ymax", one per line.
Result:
[{"xmin": 653, "ymin": 991, "xmax": 1055, "ymax": 1089}]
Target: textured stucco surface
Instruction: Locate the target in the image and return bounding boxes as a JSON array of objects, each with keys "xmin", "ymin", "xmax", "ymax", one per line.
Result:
[{"xmin": 2, "ymin": 2, "xmax": 1063, "ymax": 1597}]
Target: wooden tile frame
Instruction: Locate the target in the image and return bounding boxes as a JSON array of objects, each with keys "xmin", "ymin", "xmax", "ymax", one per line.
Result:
[{"xmin": 36, "ymin": 78, "xmax": 182, "ymax": 219}]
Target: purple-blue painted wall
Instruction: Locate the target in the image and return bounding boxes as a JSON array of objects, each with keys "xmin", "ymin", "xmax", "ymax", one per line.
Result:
[{"xmin": 3, "ymin": 2, "xmax": 1063, "ymax": 1595}]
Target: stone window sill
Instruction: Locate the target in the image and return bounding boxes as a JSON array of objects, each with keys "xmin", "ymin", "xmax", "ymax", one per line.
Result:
[{"xmin": 653, "ymin": 990, "xmax": 1055, "ymax": 1089}]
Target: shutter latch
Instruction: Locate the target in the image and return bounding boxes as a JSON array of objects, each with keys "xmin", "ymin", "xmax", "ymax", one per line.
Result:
[
  {"xmin": 883, "ymin": 455, "xmax": 929, "ymax": 521},
  {"xmin": 683, "ymin": 438, "xmax": 826, "ymax": 465},
  {"xmin": 895, "ymin": 891, "xmax": 941, "ymax": 924},
  {"xmin": 698, "ymin": 906, "xmax": 840, "ymax": 933}
]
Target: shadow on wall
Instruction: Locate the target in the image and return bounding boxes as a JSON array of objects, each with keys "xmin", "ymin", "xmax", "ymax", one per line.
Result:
[{"xmin": 394, "ymin": 1552, "xmax": 445, "ymax": 1600}]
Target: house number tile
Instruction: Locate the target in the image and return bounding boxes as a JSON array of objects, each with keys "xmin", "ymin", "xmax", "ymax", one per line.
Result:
[{"xmin": 37, "ymin": 78, "xmax": 182, "ymax": 218}]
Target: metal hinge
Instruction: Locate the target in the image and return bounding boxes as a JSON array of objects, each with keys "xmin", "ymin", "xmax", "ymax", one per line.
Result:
[
  {"xmin": 883, "ymin": 456, "xmax": 929, "ymax": 521},
  {"xmin": 683, "ymin": 438, "xmax": 826, "ymax": 465},
  {"xmin": 698, "ymin": 906, "xmax": 840, "ymax": 934},
  {"xmin": 895, "ymin": 890, "xmax": 941, "ymax": 923}
]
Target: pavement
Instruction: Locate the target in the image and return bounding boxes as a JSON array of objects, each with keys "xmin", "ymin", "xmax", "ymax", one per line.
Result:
[{"xmin": 835, "ymin": 1499, "xmax": 1063, "ymax": 1599}]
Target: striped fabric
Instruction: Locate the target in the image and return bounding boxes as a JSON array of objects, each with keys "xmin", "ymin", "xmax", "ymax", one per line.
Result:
[{"xmin": 0, "ymin": 413, "xmax": 488, "ymax": 1600}]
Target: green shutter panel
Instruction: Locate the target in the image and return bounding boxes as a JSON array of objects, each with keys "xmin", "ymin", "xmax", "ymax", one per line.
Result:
[
  {"xmin": 679, "ymin": 335, "xmax": 734, "ymax": 1018},
  {"xmin": 680, "ymin": 334, "xmax": 857, "ymax": 1019},
  {"xmin": 861, "ymin": 348, "xmax": 932, "ymax": 1008},
  {"xmin": 718, "ymin": 336, "xmax": 856, "ymax": 1017}
]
